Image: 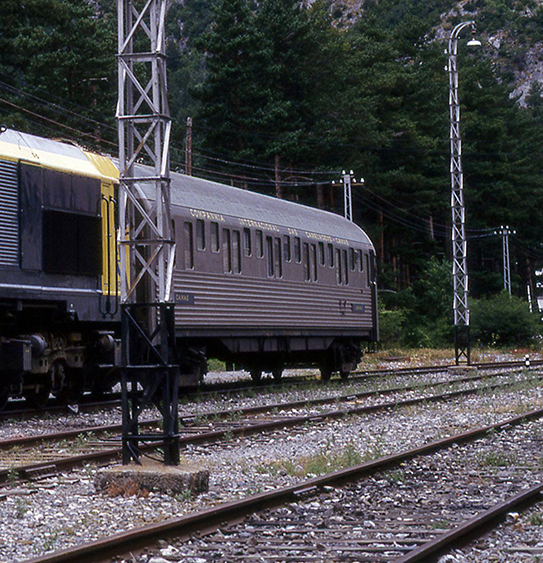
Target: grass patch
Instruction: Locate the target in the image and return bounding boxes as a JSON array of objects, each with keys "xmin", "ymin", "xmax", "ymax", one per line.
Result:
[{"xmin": 265, "ymin": 443, "xmax": 363, "ymax": 478}]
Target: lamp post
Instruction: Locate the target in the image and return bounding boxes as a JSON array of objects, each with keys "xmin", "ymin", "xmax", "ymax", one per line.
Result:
[{"xmin": 448, "ymin": 21, "xmax": 481, "ymax": 365}]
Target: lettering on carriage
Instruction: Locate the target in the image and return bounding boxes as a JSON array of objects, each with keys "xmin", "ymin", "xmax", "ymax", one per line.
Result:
[
  {"xmin": 175, "ymin": 292, "xmax": 195, "ymax": 305},
  {"xmin": 305, "ymin": 231, "xmax": 349, "ymax": 246},
  {"xmin": 190, "ymin": 209, "xmax": 226, "ymax": 222},
  {"xmin": 238, "ymin": 218, "xmax": 280, "ymax": 232}
]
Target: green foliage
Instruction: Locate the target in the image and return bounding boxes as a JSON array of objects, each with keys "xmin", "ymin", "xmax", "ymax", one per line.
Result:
[
  {"xmin": 470, "ymin": 292, "xmax": 540, "ymax": 346},
  {"xmin": 380, "ymin": 258, "xmax": 454, "ymax": 348},
  {"xmin": 0, "ymin": 0, "xmax": 116, "ymax": 149},
  {"xmin": 377, "ymin": 305, "xmax": 407, "ymax": 347}
]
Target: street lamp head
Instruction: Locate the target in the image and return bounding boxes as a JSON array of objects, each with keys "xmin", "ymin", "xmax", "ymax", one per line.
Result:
[{"xmin": 466, "ymin": 38, "xmax": 482, "ymax": 47}]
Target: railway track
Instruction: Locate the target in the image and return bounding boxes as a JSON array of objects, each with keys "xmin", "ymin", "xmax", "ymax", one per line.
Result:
[
  {"xmin": 1, "ymin": 356, "xmax": 538, "ymax": 420},
  {"xmin": 1, "ymin": 367, "xmax": 540, "ymax": 486},
  {"xmin": 20, "ymin": 406, "xmax": 543, "ymax": 563}
]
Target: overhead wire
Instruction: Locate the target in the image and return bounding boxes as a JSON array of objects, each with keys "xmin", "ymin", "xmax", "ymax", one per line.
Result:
[{"xmin": 3, "ymin": 78, "xmax": 543, "ymax": 267}]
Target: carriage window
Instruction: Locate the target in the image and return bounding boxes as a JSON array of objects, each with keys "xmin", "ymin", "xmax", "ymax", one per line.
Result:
[
  {"xmin": 318, "ymin": 242, "xmax": 325, "ymax": 266},
  {"xmin": 223, "ymin": 228, "xmax": 232, "ymax": 273},
  {"xmin": 350, "ymin": 248, "xmax": 356, "ymax": 270},
  {"xmin": 304, "ymin": 242, "xmax": 310, "ymax": 281},
  {"xmin": 328, "ymin": 243, "xmax": 334, "ymax": 267},
  {"xmin": 358, "ymin": 249, "xmax": 364, "ymax": 272},
  {"xmin": 243, "ymin": 228, "xmax": 252, "ymax": 257},
  {"xmin": 196, "ymin": 219, "xmax": 205, "ymax": 251},
  {"xmin": 344, "ymin": 249, "xmax": 349, "ymax": 285},
  {"xmin": 366, "ymin": 253, "xmax": 373, "ymax": 286},
  {"xmin": 275, "ymin": 237, "xmax": 282, "ymax": 278},
  {"xmin": 336, "ymin": 248, "xmax": 342, "ymax": 285},
  {"xmin": 266, "ymin": 236, "xmax": 274, "ymax": 277},
  {"xmin": 256, "ymin": 230, "xmax": 264, "ymax": 258},
  {"xmin": 294, "ymin": 237, "xmax": 302, "ymax": 263},
  {"xmin": 233, "ymin": 230, "xmax": 241, "ymax": 273},
  {"xmin": 312, "ymin": 244, "xmax": 318, "ymax": 281},
  {"xmin": 211, "ymin": 222, "xmax": 220, "ymax": 252},
  {"xmin": 283, "ymin": 235, "xmax": 291, "ymax": 262},
  {"xmin": 184, "ymin": 221, "xmax": 194, "ymax": 269}
]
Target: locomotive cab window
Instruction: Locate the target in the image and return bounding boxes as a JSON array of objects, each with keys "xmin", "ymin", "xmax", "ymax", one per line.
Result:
[
  {"xmin": 328, "ymin": 243, "xmax": 334, "ymax": 267},
  {"xmin": 42, "ymin": 210, "xmax": 101, "ymax": 276}
]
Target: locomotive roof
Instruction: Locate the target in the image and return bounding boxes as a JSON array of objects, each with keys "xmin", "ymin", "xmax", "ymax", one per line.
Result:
[
  {"xmin": 136, "ymin": 166, "xmax": 374, "ymax": 248},
  {"xmin": 0, "ymin": 129, "xmax": 117, "ymax": 182}
]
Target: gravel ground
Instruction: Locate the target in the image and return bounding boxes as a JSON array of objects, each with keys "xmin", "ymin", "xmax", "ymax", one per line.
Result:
[{"xmin": 1, "ymin": 364, "xmax": 542, "ymax": 562}]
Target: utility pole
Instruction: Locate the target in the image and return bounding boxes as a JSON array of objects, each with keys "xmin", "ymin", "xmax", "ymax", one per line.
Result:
[
  {"xmin": 185, "ymin": 117, "xmax": 193, "ymax": 176},
  {"xmin": 495, "ymin": 226, "xmax": 514, "ymax": 295},
  {"xmin": 117, "ymin": 0, "xmax": 179, "ymax": 465},
  {"xmin": 342, "ymin": 170, "xmax": 353, "ymax": 222}
]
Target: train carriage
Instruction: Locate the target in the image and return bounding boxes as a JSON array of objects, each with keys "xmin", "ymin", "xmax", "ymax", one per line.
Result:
[{"xmin": 138, "ymin": 166, "xmax": 378, "ymax": 382}]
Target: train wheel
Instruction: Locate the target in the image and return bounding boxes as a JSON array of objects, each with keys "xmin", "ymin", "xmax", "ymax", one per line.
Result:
[
  {"xmin": 320, "ymin": 365, "xmax": 332, "ymax": 382},
  {"xmin": 57, "ymin": 368, "xmax": 85, "ymax": 405},
  {"xmin": 24, "ymin": 383, "xmax": 51, "ymax": 409},
  {"xmin": 250, "ymin": 368, "xmax": 262, "ymax": 382},
  {"xmin": 272, "ymin": 368, "xmax": 283, "ymax": 381},
  {"xmin": 340, "ymin": 370, "xmax": 350, "ymax": 381}
]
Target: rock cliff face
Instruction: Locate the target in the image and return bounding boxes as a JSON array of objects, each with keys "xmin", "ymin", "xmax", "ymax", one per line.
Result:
[{"xmin": 322, "ymin": 0, "xmax": 543, "ymax": 105}]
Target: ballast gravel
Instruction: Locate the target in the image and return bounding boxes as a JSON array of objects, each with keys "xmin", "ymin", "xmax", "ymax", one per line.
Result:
[{"xmin": 0, "ymin": 364, "xmax": 542, "ymax": 562}]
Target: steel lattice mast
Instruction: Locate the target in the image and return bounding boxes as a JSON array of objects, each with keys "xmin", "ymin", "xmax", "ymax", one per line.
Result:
[
  {"xmin": 448, "ymin": 21, "xmax": 479, "ymax": 365},
  {"xmin": 117, "ymin": 0, "xmax": 179, "ymax": 465}
]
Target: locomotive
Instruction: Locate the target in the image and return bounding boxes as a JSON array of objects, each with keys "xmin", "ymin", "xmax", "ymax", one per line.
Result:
[{"xmin": 0, "ymin": 128, "xmax": 378, "ymax": 409}]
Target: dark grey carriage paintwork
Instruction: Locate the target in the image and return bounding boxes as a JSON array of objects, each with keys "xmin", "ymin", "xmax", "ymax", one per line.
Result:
[{"xmin": 135, "ymin": 168, "xmax": 378, "ymax": 342}]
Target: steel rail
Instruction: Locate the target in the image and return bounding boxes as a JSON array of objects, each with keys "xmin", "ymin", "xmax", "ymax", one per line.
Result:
[
  {"xmin": 21, "ymin": 405, "xmax": 543, "ymax": 563},
  {"xmin": 3, "ymin": 373, "xmax": 542, "ymax": 486},
  {"xmin": 396, "ymin": 482, "xmax": 543, "ymax": 562}
]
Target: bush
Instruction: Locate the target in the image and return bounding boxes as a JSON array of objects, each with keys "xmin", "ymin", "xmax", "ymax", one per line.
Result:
[
  {"xmin": 470, "ymin": 292, "xmax": 540, "ymax": 347},
  {"xmin": 378, "ymin": 306, "xmax": 406, "ymax": 347}
]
